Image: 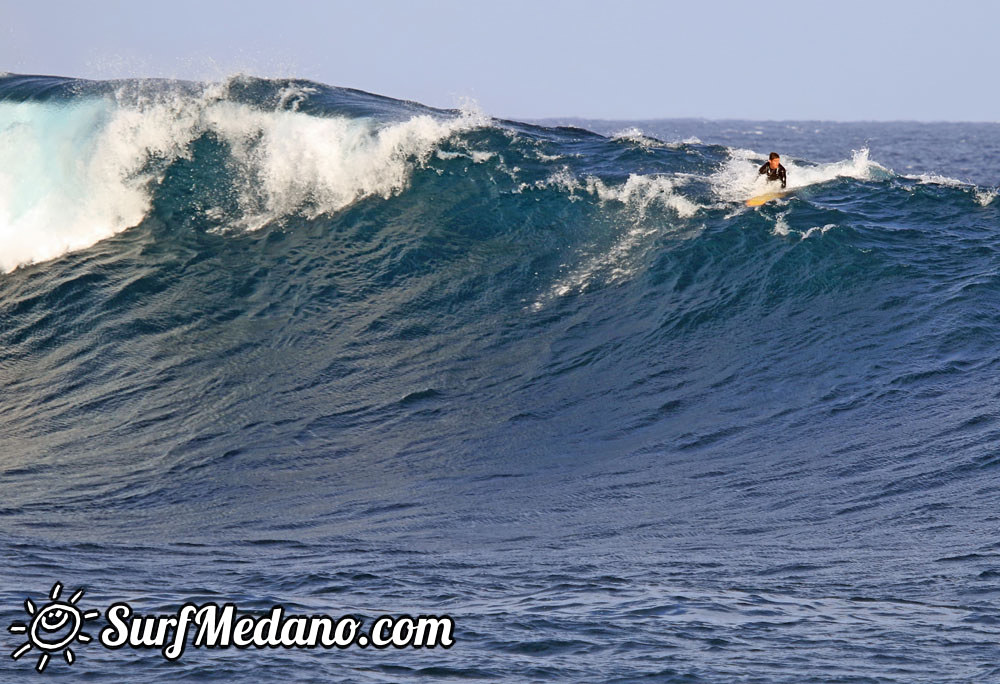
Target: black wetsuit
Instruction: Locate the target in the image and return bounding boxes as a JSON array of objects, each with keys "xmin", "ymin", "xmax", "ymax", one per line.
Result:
[{"xmin": 759, "ymin": 162, "xmax": 787, "ymax": 188}]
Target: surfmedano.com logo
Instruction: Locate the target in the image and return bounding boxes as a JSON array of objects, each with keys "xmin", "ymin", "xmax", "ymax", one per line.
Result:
[
  {"xmin": 8, "ymin": 581, "xmax": 454, "ymax": 673},
  {"xmin": 8, "ymin": 582, "xmax": 101, "ymax": 672}
]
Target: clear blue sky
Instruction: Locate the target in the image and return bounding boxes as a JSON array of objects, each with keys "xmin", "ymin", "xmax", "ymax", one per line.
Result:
[{"xmin": 2, "ymin": 0, "xmax": 997, "ymax": 121}]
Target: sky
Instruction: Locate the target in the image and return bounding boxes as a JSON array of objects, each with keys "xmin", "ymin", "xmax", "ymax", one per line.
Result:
[{"xmin": 1, "ymin": 0, "xmax": 998, "ymax": 121}]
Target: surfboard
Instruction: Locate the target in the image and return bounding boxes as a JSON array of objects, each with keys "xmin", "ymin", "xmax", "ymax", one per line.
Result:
[{"xmin": 746, "ymin": 190, "xmax": 791, "ymax": 207}]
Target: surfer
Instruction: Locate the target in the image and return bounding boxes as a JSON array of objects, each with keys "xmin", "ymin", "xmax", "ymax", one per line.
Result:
[{"xmin": 759, "ymin": 152, "xmax": 787, "ymax": 188}]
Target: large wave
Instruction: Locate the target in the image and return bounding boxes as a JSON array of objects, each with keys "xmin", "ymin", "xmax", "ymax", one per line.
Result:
[
  {"xmin": 6, "ymin": 74, "xmax": 994, "ymax": 277},
  {"xmin": 3, "ymin": 74, "xmax": 1000, "ymax": 684}
]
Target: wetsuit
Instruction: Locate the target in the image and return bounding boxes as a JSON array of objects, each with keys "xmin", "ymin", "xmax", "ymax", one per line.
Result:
[{"xmin": 759, "ymin": 162, "xmax": 787, "ymax": 188}]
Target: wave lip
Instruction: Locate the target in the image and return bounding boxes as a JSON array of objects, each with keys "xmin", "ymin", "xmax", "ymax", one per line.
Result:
[
  {"xmin": 0, "ymin": 74, "xmax": 490, "ymax": 273},
  {"xmin": 0, "ymin": 98, "xmax": 155, "ymax": 273}
]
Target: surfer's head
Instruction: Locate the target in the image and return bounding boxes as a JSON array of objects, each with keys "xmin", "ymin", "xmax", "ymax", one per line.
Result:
[{"xmin": 769, "ymin": 152, "xmax": 780, "ymax": 169}]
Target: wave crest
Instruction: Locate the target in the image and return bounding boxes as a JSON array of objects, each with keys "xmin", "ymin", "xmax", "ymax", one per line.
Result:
[{"xmin": 0, "ymin": 78, "xmax": 489, "ymax": 272}]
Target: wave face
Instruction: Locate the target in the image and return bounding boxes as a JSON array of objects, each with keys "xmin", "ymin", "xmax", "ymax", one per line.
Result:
[{"xmin": 2, "ymin": 74, "xmax": 1000, "ymax": 683}]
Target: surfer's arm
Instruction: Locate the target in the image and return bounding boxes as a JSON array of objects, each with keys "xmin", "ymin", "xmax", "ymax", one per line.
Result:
[
  {"xmin": 758, "ymin": 163, "xmax": 768, "ymax": 175},
  {"xmin": 779, "ymin": 167, "xmax": 787, "ymax": 188}
]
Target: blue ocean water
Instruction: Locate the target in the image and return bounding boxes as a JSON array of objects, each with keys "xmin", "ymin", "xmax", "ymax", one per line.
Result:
[{"xmin": 1, "ymin": 73, "xmax": 1000, "ymax": 682}]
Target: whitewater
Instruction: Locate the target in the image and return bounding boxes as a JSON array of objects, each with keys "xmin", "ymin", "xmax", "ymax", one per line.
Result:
[{"xmin": 2, "ymin": 73, "xmax": 1000, "ymax": 683}]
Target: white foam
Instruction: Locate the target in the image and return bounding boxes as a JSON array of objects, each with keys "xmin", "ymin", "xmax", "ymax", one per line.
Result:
[
  {"xmin": 0, "ymin": 85, "xmax": 490, "ymax": 273},
  {"xmin": 584, "ymin": 174, "xmax": 700, "ymax": 218},
  {"xmin": 275, "ymin": 84, "xmax": 319, "ymax": 112},
  {"xmin": 974, "ymin": 187, "xmax": 998, "ymax": 207},
  {"xmin": 0, "ymin": 99, "xmax": 163, "ymax": 273},
  {"xmin": 772, "ymin": 213, "xmax": 791, "ymax": 237},
  {"xmin": 530, "ymin": 168, "xmax": 700, "ymax": 219},
  {"xmin": 201, "ymin": 100, "xmax": 488, "ymax": 230},
  {"xmin": 712, "ymin": 147, "xmax": 888, "ymax": 203},
  {"xmin": 528, "ymin": 170, "xmax": 701, "ymax": 310},
  {"xmin": 611, "ymin": 128, "xmax": 701, "ymax": 149},
  {"xmin": 802, "ymin": 223, "xmax": 837, "ymax": 239},
  {"xmin": 905, "ymin": 173, "xmax": 967, "ymax": 187},
  {"xmin": 900, "ymin": 173, "xmax": 997, "ymax": 206},
  {"xmin": 533, "ymin": 150, "xmax": 565, "ymax": 162},
  {"xmin": 531, "ymin": 219, "xmax": 660, "ymax": 311},
  {"xmin": 668, "ymin": 136, "xmax": 702, "ymax": 147},
  {"xmin": 770, "ymin": 212, "xmax": 836, "ymax": 240},
  {"xmin": 611, "ymin": 127, "xmax": 662, "ymax": 148}
]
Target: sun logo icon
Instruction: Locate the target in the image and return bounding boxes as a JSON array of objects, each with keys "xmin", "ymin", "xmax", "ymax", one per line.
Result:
[{"xmin": 8, "ymin": 582, "xmax": 100, "ymax": 672}]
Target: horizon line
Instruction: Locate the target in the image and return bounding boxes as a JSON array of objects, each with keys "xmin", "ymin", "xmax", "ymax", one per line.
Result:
[{"xmin": 522, "ymin": 115, "xmax": 1000, "ymax": 125}]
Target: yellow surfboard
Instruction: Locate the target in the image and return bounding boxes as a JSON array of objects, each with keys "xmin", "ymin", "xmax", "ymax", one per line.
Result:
[{"xmin": 746, "ymin": 190, "xmax": 790, "ymax": 207}]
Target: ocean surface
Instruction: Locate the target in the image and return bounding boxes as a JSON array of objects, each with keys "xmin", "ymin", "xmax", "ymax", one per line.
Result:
[{"xmin": 2, "ymin": 73, "xmax": 1000, "ymax": 682}]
